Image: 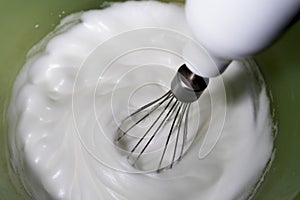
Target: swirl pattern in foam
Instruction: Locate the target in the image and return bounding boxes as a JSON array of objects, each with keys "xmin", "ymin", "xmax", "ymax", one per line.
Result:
[{"xmin": 8, "ymin": 1, "xmax": 274, "ymax": 200}]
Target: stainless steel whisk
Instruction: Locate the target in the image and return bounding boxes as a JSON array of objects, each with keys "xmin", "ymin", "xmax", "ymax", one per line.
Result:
[{"xmin": 115, "ymin": 64, "xmax": 208, "ymax": 172}]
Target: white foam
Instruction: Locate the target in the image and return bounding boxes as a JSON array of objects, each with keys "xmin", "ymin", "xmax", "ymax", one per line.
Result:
[{"xmin": 8, "ymin": 1, "xmax": 274, "ymax": 200}]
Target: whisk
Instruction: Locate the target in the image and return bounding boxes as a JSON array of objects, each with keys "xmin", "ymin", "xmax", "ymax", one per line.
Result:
[{"xmin": 115, "ymin": 64, "xmax": 208, "ymax": 172}]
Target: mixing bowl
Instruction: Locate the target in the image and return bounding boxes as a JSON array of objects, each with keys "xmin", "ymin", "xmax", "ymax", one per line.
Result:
[{"xmin": 0, "ymin": 0, "xmax": 299, "ymax": 199}]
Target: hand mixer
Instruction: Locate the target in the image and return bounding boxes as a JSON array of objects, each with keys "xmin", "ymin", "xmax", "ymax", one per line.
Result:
[{"xmin": 115, "ymin": 0, "xmax": 300, "ymax": 172}]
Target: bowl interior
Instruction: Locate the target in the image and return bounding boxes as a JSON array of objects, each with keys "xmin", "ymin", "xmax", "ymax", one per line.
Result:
[{"xmin": 0, "ymin": 0, "xmax": 299, "ymax": 199}]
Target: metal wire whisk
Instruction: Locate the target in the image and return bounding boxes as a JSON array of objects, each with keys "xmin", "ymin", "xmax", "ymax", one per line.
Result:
[{"xmin": 115, "ymin": 64, "xmax": 208, "ymax": 172}]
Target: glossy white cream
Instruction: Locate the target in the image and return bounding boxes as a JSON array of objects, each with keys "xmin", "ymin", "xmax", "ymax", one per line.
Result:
[{"xmin": 8, "ymin": 1, "xmax": 274, "ymax": 200}]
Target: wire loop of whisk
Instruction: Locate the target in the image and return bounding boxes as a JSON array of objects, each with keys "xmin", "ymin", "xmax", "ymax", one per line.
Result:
[
  {"xmin": 114, "ymin": 64, "xmax": 208, "ymax": 173},
  {"xmin": 115, "ymin": 90, "xmax": 192, "ymax": 172}
]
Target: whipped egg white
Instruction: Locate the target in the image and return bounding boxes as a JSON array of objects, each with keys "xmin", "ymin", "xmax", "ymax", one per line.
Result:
[{"xmin": 8, "ymin": 1, "xmax": 274, "ymax": 200}]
